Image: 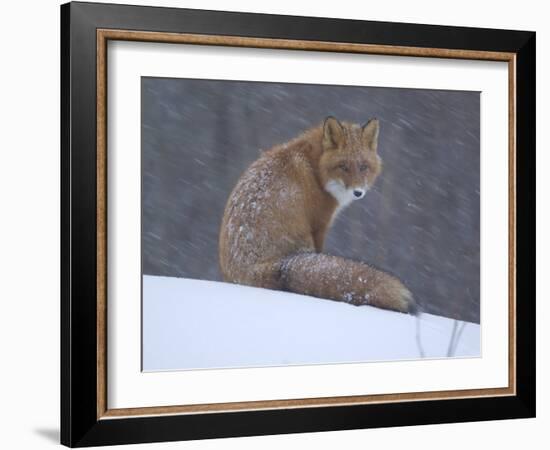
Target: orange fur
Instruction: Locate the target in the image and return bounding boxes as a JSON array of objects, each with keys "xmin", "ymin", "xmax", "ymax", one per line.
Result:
[{"xmin": 219, "ymin": 117, "xmax": 416, "ymax": 314}]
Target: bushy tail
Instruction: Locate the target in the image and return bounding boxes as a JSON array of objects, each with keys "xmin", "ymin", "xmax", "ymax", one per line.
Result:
[{"xmin": 279, "ymin": 252, "xmax": 417, "ymax": 314}]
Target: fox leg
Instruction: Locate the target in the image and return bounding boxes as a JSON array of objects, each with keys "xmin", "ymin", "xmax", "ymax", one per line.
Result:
[{"xmin": 279, "ymin": 252, "xmax": 418, "ymax": 314}]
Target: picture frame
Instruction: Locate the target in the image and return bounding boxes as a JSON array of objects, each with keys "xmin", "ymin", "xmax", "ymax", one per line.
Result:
[{"xmin": 60, "ymin": 1, "xmax": 535, "ymax": 447}]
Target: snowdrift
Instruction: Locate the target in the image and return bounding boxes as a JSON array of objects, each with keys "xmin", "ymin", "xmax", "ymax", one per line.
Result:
[{"xmin": 142, "ymin": 275, "xmax": 480, "ymax": 371}]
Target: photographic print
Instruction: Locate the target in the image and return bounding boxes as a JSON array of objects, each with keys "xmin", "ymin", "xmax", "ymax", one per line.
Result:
[
  {"xmin": 141, "ymin": 77, "xmax": 481, "ymax": 371},
  {"xmin": 62, "ymin": 6, "xmax": 534, "ymax": 444}
]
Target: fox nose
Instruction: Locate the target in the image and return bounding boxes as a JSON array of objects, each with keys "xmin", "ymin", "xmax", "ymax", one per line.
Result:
[{"xmin": 353, "ymin": 189, "xmax": 365, "ymax": 199}]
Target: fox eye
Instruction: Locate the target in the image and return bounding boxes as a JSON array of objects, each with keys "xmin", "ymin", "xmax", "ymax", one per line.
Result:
[
  {"xmin": 359, "ymin": 164, "xmax": 369, "ymax": 172},
  {"xmin": 338, "ymin": 164, "xmax": 349, "ymax": 172}
]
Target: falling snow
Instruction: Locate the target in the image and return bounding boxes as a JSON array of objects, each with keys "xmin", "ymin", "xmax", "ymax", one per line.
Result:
[{"xmin": 141, "ymin": 78, "xmax": 480, "ymax": 323}]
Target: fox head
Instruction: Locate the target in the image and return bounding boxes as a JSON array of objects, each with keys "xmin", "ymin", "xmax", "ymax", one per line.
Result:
[{"xmin": 319, "ymin": 116, "xmax": 382, "ymax": 207}]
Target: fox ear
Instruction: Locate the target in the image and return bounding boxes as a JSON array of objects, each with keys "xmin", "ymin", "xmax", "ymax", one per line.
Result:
[
  {"xmin": 362, "ymin": 118, "xmax": 380, "ymax": 152},
  {"xmin": 323, "ymin": 116, "xmax": 344, "ymax": 151}
]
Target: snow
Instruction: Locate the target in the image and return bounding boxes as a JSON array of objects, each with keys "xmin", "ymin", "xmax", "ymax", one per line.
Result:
[{"xmin": 142, "ymin": 275, "xmax": 480, "ymax": 372}]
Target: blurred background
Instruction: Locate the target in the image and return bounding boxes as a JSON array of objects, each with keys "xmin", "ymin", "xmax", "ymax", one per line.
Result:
[{"xmin": 142, "ymin": 77, "xmax": 480, "ymax": 323}]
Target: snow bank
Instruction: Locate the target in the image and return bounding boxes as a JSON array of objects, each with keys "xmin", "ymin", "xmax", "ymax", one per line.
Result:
[{"xmin": 142, "ymin": 275, "xmax": 480, "ymax": 371}]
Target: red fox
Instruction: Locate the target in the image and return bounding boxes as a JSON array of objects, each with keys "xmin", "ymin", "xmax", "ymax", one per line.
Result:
[{"xmin": 219, "ymin": 117, "xmax": 417, "ymax": 314}]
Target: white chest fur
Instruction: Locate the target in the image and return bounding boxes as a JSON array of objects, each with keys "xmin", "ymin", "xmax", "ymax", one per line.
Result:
[
  {"xmin": 325, "ymin": 179, "xmax": 355, "ymax": 209},
  {"xmin": 324, "ymin": 179, "xmax": 370, "ymax": 222}
]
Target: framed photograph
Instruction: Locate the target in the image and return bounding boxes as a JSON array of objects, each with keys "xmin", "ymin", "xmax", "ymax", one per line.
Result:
[{"xmin": 61, "ymin": 1, "xmax": 535, "ymax": 447}]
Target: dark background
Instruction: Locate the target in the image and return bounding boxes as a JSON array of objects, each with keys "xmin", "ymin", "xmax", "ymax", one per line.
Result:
[{"xmin": 142, "ymin": 77, "xmax": 480, "ymax": 323}]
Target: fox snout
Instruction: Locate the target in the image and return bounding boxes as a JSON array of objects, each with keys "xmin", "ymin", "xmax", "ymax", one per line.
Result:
[
  {"xmin": 353, "ymin": 188, "xmax": 365, "ymax": 199},
  {"xmin": 324, "ymin": 179, "xmax": 369, "ymax": 207}
]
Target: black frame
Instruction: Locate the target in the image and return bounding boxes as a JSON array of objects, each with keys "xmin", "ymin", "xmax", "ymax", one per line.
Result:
[{"xmin": 61, "ymin": 1, "xmax": 535, "ymax": 447}]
